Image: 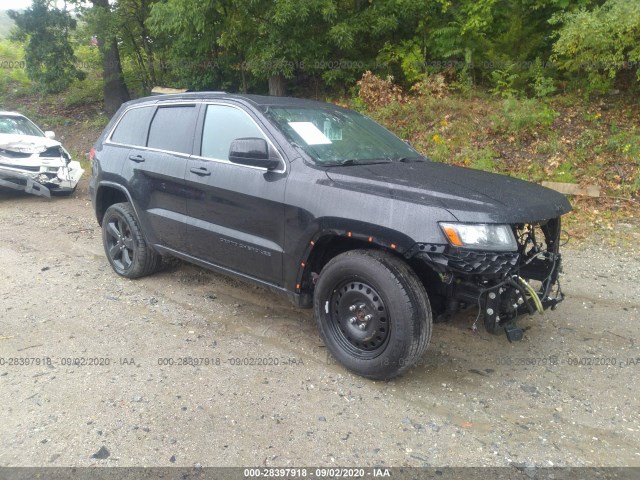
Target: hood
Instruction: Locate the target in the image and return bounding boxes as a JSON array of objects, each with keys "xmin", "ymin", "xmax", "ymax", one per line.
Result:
[
  {"xmin": 0, "ymin": 133, "xmax": 61, "ymax": 155},
  {"xmin": 325, "ymin": 161, "xmax": 572, "ymax": 224}
]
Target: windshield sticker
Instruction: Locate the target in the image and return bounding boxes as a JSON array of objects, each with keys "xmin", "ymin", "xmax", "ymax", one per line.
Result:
[
  {"xmin": 323, "ymin": 119, "xmax": 342, "ymax": 141},
  {"xmin": 289, "ymin": 122, "xmax": 332, "ymax": 145}
]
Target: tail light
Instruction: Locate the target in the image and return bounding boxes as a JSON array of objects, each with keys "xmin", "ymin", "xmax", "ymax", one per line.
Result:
[{"xmin": 90, "ymin": 147, "xmax": 96, "ymax": 161}]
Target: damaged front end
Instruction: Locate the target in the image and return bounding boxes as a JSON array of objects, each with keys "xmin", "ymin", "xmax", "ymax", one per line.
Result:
[
  {"xmin": 411, "ymin": 217, "xmax": 565, "ymax": 341},
  {"xmin": 0, "ymin": 138, "xmax": 83, "ymax": 198}
]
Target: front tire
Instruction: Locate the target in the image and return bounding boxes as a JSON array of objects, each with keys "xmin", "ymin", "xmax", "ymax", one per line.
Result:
[
  {"xmin": 314, "ymin": 250, "xmax": 432, "ymax": 380},
  {"xmin": 102, "ymin": 202, "xmax": 160, "ymax": 278}
]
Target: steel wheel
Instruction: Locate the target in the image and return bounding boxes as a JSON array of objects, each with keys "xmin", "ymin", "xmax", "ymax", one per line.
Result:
[
  {"xmin": 328, "ymin": 279, "xmax": 391, "ymax": 359},
  {"xmin": 314, "ymin": 250, "xmax": 432, "ymax": 379}
]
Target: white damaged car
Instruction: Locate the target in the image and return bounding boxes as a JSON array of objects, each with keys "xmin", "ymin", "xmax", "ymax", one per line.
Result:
[{"xmin": 0, "ymin": 111, "xmax": 84, "ymax": 197}]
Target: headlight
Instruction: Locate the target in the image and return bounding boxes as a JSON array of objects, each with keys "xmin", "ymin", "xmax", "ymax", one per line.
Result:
[{"xmin": 439, "ymin": 222, "xmax": 517, "ymax": 251}]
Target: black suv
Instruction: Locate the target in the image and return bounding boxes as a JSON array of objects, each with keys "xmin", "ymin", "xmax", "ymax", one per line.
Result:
[{"xmin": 90, "ymin": 93, "xmax": 571, "ymax": 379}]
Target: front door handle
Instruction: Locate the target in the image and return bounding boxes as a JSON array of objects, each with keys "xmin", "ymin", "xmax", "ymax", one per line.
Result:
[
  {"xmin": 128, "ymin": 154, "xmax": 145, "ymax": 163},
  {"xmin": 190, "ymin": 166, "xmax": 211, "ymax": 176}
]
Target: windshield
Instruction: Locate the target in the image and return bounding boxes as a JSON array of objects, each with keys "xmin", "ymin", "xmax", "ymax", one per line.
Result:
[
  {"xmin": 0, "ymin": 115, "xmax": 44, "ymax": 137},
  {"xmin": 264, "ymin": 106, "xmax": 423, "ymax": 165}
]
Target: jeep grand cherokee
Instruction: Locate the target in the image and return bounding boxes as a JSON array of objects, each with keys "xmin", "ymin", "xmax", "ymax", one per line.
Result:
[{"xmin": 90, "ymin": 93, "xmax": 571, "ymax": 379}]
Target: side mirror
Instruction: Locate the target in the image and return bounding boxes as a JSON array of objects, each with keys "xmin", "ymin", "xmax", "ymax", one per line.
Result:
[
  {"xmin": 44, "ymin": 131, "xmax": 56, "ymax": 139},
  {"xmin": 229, "ymin": 137, "xmax": 280, "ymax": 170}
]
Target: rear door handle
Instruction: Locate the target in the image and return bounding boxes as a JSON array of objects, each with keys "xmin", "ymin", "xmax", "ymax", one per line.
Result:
[
  {"xmin": 189, "ymin": 166, "xmax": 211, "ymax": 176},
  {"xmin": 128, "ymin": 154, "xmax": 145, "ymax": 163}
]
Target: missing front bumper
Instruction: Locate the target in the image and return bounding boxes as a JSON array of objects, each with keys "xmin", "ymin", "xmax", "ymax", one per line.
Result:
[{"xmin": 411, "ymin": 218, "xmax": 565, "ymax": 337}]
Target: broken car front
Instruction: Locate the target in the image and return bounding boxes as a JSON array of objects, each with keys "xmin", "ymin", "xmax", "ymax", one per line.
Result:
[{"xmin": 0, "ymin": 111, "xmax": 83, "ymax": 197}]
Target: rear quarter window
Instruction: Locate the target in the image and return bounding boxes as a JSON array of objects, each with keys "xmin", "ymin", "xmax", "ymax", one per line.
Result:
[
  {"xmin": 110, "ymin": 106, "xmax": 154, "ymax": 146},
  {"xmin": 147, "ymin": 105, "xmax": 198, "ymax": 154}
]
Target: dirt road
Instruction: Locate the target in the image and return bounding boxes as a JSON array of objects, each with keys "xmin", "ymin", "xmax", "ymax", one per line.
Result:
[{"xmin": 0, "ymin": 182, "xmax": 639, "ymax": 469}]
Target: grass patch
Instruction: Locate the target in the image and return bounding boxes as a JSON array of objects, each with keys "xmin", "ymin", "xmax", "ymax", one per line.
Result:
[
  {"xmin": 491, "ymin": 97, "xmax": 559, "ymax": 136},
  {"xmin": 64, "ymin": 77, "xmax": 104, "ymax": 108},
  {"xmin": 464, "ymin": 147, "xmax": 499, "ymax": 172},
  {"xmin": 550, "ymin": 161, "xmax": 576, "ymax": 183}
]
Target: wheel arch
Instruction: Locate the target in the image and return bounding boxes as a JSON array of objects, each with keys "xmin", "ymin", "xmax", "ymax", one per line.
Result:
[
  {"xmin": 294, "ymin": 230, "xmax": 446, "ymax": 314},
  {"xmin": 94, "ymin": 182, "xmax": 134, "ymax": 226},
  {"xmin": 293, "ymin": 225, "xmax": 412, "ymax": 294}
]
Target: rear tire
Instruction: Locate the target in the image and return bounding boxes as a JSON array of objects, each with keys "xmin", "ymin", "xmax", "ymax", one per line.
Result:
[
  {"xmin": 314, "ymin": 249, "xmax": 432, "ymax": 380},
  {"xmin": 102, "ymin": 202, "xmax": 160, "ymax": 278}
]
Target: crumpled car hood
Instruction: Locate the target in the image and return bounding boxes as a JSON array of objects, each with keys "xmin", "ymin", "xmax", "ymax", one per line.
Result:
[
  {"xmin": 325, "ymin": 160, "xmax": 572, "ymax": 224},
  {"xmin": 0, "ymin": 133, "xmax": 63, "ymax": 154}
]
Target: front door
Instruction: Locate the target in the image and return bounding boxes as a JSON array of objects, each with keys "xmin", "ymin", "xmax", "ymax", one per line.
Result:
[{"xmin": 185, "ymin": 104, "xmax": 287, "ymax": 285}]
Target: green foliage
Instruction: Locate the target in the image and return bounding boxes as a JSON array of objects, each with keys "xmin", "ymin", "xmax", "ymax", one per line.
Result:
[
  {"xmin": 492, "ymin": 97, "xmax": 559, "ymax": 134},
  {"xmin": 467, "ymin": 147, "xmax": 499, "ymax": 172},
  {"xmin": 605, "ymin": 127, "xmax": 640, "ymax": 159},
  {"xmin": 3, "ymin": 0, "xmax": 640, "ymax": 110},
  {"xmin": 550, "ymin": 160, "xmax": 576, "ymax": 183},
  {"xmin": 377, "ymin": 40, "xmax": 425, "ymax": 85},
  {"xmin": 9, "ymin": 0, "xmax": 84, "ymax": 94},
  {"xmin": 147, "ymin": 0, "xmax": 243, "ymax": 90},
  {"xmin": 64, "ymin": 77, "xmax": 104, "ymax": 107},
  {"xmin": 529, "ymin": 58, "xmax": 556, "ymax": 98},
  {"xmin": 552, "ymin": 0, "xmax": 640, "ymax": 93},
  {"xmin": 490, "ymin": 64, "xmax": 519, "ymax": 98},
  {"xmin": 0, "ymin": 39, "xmax": 30, "ymax": 95}
]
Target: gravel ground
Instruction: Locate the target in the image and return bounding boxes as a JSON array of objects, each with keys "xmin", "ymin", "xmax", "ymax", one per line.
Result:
[{"xmin": 0, "ymin": 182, "xmax": 639, "ymax": 469}]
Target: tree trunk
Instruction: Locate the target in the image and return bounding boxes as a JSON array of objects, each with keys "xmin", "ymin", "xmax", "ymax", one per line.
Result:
[
  {"xmin": 92, "ymin": 0, "xmax": 130, "ymax": 116},
  {"xmin": 101, "ymin": 36, "xmax": 130, "ymax": 115},
  {"xmin": 268, "ymin": 74, "xmax": 286, "ymax": 96}
]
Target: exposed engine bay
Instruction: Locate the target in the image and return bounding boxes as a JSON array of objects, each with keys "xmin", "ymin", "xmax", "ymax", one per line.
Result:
[{"xmin": 412, "ymin": 217, "xmax": 565, "ymax": 341}]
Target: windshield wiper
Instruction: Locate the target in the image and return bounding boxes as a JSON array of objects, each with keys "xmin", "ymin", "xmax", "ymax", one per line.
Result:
[
  {"xmin": 323, "ymin": 159, "xmax": 392, "ymax": 167},
  {"xmin": 395, "ymin": 156, "xmax": 426, "ymax": 163}
]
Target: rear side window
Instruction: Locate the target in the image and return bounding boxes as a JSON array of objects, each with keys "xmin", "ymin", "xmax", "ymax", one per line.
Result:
[
  {"xmin": 201, "ymin": 105, "xmax": 265, "ymax": 160},
  {"xmin": 148, "ymin": 105, "xmax": 198, "ymax": 154},
  {"xmin": 110, "ymin": 106, "xmax": 154, "ymax": 146}
]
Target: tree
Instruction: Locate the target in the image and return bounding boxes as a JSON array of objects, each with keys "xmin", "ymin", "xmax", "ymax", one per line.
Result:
[
  {"xmin": 147, "ymin": 0, "xmax": 339, "ymax": 95},
  {"xmin": 552, "ymin": 0, "xmax": 640, "ymax": 92},
  {"xmin": 117, "ymin": 0, "xmax": 158, "ymax": 94},
  {"xmin": 147, "ymin": 0, "xmax": 429, "ymax": 95},
  {"xmin": 221, "ymin": 0, "xmax": 338, "ymax": 95},
  {"xmin": 9, "ymin": 0, "xmax": 84, "ymax": 93},
  {"xmin": 86, "ymin": 0, "xmax": 130, "ymax": 115},
  {"xmin": 145, "ymin": 0, "xmax": 227, "ymax": 91}
]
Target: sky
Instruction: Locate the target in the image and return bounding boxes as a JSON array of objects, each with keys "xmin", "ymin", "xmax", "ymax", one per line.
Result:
[
  {"xmin": 2, "ymin": 0, "xmax": 34, "ymax": 9},
  {"xmin": 1, "ymin": 1, "xmax": 73, "ymax": 10}
]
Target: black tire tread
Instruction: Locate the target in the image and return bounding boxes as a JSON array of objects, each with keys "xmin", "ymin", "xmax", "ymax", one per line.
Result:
[
  {"xmin": 359, "ymin": 250, "xmax": 432, "ymax": 377},
  {"xmin": 314, "ymin": 249, "xmax": 432, "ymax": 380}
]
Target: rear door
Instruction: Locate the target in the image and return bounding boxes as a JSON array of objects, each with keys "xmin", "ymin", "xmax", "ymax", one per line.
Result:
[
  {"xmin": 185, "ymin": 103, "xmax": 287, "ymax": 285},
  {"xmin": 119, "ymin": 103, "xmax": 199, "ymax": 251},
  {"xmin": 100, "ymin": 104, "xmax": 153, "ymax": 192}
]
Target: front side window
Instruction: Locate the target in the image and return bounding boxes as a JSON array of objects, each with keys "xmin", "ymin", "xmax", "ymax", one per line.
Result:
[
  {"xmin": 147, "ymin": 105, "xmax": 198, "ymax": 154},
  {"xmin": 201, "ymin": 105, "xmax": 266, "ymax": 160},
  {"xmin": 264, "ymin": 106, "xmax": 421, "ymax": 165},
  {"xmin": 110, "ymin": 106, "xmax": 154, "ymax": 146}
]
